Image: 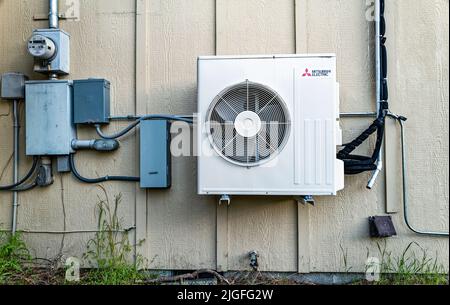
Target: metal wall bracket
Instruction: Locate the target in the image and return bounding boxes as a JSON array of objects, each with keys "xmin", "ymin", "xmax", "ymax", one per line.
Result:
[
  {"xmin": 295, "ymin": 195, "xmax": 315, "ymax": 206},
  {"xmin": 33, "ymin": 13, "xmax": 79, "ymax": 21},
  {"xmin": 219, "ymin": 195, "xmax": 231, "ymax": 206}
]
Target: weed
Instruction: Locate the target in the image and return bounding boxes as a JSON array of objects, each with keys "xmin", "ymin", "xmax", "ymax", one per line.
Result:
[
  {"xmin": 0, "ymin": 232, "xmax": 32, "ymax": 284},
  {"xmin": 365, "ymin": 241, "xmax": 448, "ymax": 285},
  {"xmin": 81, "ymin": 190, "xmax": 147, "ymax": 285},
  {"xmin": 339, "ymin": 244, "xmax": 352, "ymax": 273}
]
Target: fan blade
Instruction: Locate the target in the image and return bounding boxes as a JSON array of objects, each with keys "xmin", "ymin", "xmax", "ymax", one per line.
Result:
[
  {"xmin": 259, "ymin": 105, "xmax": 284, "ymax": 124},
  {"xmin": 257, "ymin": 133, "xmax": 275, "ymax": 159},
  {"xmin": 213, "ymin": 100, "xmax": 238, "ymax": 122}
]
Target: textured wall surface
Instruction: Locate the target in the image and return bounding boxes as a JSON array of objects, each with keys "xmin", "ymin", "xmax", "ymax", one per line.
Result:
[{"xmin": 0, "ymin": 0, "xmax": 448, "ymax": 273}]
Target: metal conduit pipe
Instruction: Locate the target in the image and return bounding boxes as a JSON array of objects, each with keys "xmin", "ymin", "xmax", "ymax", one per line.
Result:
[
  {"xmin": 340, "ymin": 112, "xmax": 377, "ymax": 118},
  {"xmin": 367, "ymin": 0, "xmax": 383, "ymax": 190},
  {"xmin": 12, "ymin": 100, "xmax": 20, "ymax": 235},
  {"xmin": 109, "ymin": 114, "xmax": 196, "ymax": 121},
  {"xmin": 386, "ymin": 113, "xmax": 449, "ymax": 237},
  {"xmin": 49, "ymin": 0, "xmax": 59, "ymax": 29},
  {"xmin": 0, "ymin": 226, "xmax": 137, "ymax": 235}
]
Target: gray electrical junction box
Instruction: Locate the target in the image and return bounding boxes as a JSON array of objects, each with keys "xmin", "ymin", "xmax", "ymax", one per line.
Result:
[
  {"xmin": 73, "ymin": 79, "xmax": 111, "ymax": 124},
  {"xmin": 1, "ymin": 73, "xmax": 28, "ymax": 100},
  {"xmin": 140, "ymin": 120, "xmax": 172, "ymax": 189},
  {"xmin": 25, "ymin": 80, "xmax": 76, "ymax": 156}
]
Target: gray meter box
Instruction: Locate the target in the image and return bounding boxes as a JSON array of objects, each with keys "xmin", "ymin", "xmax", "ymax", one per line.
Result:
[
  {"xmin": 73, "ymin": 79, "xmax": 110, "ymax": 124},
  {"xmin": 25, "ymin": 80, "xmax": 76, "ymax": 156},
  {"xmin": 140, "ymin": 120, "xmax": 172, "ymax": 189},
  {"xmin": 31, "ymin": 29, "xmax": 70, "ymax": 75}
]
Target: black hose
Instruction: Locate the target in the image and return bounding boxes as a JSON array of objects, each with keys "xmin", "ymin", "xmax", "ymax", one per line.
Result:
[
  {"xmin": 0, "ymin": 157, "xmax": 39, "ymax": 191},
  {"xmin": 68, "ymin": 154, "xmax": 140, "ymax": 184}
]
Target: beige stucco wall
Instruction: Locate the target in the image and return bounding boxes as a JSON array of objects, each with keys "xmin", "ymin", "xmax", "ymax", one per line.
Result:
[{"xmin": 0, "ymin": 0, "xmax": 448, "ymax": 273}]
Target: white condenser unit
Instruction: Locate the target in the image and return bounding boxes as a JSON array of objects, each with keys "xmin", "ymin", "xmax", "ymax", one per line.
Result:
[{"xmin": 197, "ymin": 55, "xmax": 344, "ymax": 196}]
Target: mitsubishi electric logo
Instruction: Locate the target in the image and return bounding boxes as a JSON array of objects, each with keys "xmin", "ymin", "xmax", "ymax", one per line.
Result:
[
  {"xmin": 302, "ymin": 68, "xmax": 312, "ymax": 77},
  {"xmin": 302, "ymin": 68, "xmax": 332, "ymax": 77}
]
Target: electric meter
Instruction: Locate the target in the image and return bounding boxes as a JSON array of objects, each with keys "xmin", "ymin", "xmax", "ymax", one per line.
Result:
[{"xmin": 27, "ymin": 34, "xmax": 56, "ymax": 60}]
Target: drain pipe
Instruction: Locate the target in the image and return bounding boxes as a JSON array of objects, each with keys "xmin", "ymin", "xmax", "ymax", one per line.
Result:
[
  {"xmin": 367, "ymin": 0, "xmax": 383, "ymax": 190},
  {"xmin": 49, "ymin": 0, "xmax": 59, "ymax": 29},
  {"xmin": 11, "ymin": 100, "xmax": 20, "ymax": 235}
]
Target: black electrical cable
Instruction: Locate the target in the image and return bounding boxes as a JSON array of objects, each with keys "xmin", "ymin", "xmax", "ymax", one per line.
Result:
[
  {"xmin": 0, "ymin": 157, "xmax": 39, "ymax": 191},
  {"xmin": 95, "ymin": 115, "xmax": 194, "ymax": 140},
  {"xmin": 10, "ymin": 182, "xmax": 38, "ymax": 192},
  {"xmin": 68, "ymin": 154, "xmax": 140, "ymax": 184}
]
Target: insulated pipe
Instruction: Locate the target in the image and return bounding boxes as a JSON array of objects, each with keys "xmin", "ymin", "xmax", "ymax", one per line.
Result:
[
  {"xmin": 11, "ymin": 100, "xmax": 20, "ymax": 234},
  {"xmin": 49, "ymin": 0, "xmax": 59, "ymax": 29},
  {"xmin": 367, "ymin": 0, "xmax": 383, "ymax": 189}
]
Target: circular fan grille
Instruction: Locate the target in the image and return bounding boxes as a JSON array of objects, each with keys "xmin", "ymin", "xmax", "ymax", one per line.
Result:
[{"xmin": 206, "ymin": 81, "xmax": 291, "ymax": 166}]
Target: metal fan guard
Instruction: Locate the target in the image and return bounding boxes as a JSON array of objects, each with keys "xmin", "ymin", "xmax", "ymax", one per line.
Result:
[{"xmin": 206, "ymin": 81, "xmax": 291, "ymax": 167}]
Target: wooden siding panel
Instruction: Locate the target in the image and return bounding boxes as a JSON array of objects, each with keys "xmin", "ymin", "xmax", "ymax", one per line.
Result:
[
  {"xmin": 143, "ymin": 0, "xmax": 217, "ymax": 270},
  {"xmin": 216, "ymin": 0, "xmax": 298, "ymax": 272}
]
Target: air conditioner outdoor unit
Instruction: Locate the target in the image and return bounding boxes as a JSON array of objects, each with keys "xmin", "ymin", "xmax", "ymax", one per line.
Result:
[{"xmin": 197, "ymin": 54, "xmax": 344, "ymax": 196}]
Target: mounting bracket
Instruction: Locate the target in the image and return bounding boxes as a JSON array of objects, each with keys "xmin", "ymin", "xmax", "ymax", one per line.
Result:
[
  {"xmin": 219, "ymin": 195, "xmax": 231, "ymax": 206},
  {"xmin": 295, "ymin": 195, "xmax": 315, "ymax": 206}
]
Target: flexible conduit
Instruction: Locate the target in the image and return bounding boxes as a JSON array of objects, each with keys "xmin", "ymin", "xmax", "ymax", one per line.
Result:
[
  {"xmin": 95, "ymin": 115, "xmax": 193, "ymax": 140},
  {"xmin": 68, "ymin": 154, "xmax": 140, "ymax": 183},
  {"xmin": 0, "ymin": 157, "xmax": 39, "ymax": 191}
]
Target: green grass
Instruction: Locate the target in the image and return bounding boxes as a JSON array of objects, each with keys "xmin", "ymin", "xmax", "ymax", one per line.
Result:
[
  {"xmin": 364, "ymin": 241, "xmax": 448, "ymax": 285},
  {"xmin": 0, "ymin": 232, "xmax": 32, "ymax": 285},
  {"xmin": 0, "ymin": 191, "xmax": 150, "ymax": 286},
  {"xmin": 2, "ymin": 196, "xmax": 448, "ymax": 286},
  {"xmin": 79, "ymin": 264, "xmax": 147, "ymax": 285}
]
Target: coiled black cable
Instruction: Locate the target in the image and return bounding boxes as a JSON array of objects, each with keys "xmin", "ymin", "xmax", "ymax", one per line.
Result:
[
  {"xmin": 0, "ymin": 157, "xmax": 39, "ymax": 191},
  {"xmin": 68, "ymin": 154, "xmax": 140, "ymax": 184}
]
